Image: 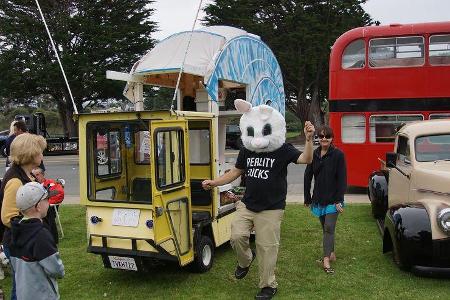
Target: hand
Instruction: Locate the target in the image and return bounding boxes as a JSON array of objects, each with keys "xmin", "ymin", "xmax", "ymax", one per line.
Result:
[
  {"xmin": 304, "ymin": 203, "xmax": 310, "ymax": 208},
  {"xmin": 335, "ymin": 203, "xmax": 344, "ymax": 213},
  {"xmin": 303, "ymin": 121, "xmax": 315, "ymax": 141},
  {"xmin": 202, "ymin": 179, "xmax": 216, "ymax": 190}
]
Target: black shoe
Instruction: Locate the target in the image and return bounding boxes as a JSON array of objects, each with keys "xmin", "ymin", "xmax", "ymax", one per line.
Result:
[
  {"xmin": 234, "ymin": 250, "xmax": 256, "ymax": 279},
  {"xmin": 255, "ymin": 287, "xmax": 277, "ymax": 299}
]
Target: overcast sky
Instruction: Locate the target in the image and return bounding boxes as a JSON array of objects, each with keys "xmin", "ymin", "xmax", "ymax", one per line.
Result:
[{"xmin": 152, "ymin": 0, "xmax": 450, "ymax": 40}]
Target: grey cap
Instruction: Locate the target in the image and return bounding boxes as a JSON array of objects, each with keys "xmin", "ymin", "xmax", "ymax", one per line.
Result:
[{"xmin": 16, "ymin": 182, "xmax": 59, "ymax": 211}]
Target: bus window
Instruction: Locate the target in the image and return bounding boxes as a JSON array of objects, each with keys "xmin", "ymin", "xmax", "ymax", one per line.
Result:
[
  {"xmin": 96, "ymin": 130, "xmax": 122, "ymax": 176},
  {"xmin": 189, "ymin": 129, "xmax": 210, "ymax": 164},
  {"xmin": 135, "ymin": 130, "xmax": 150, "ymax": 164},
  {"xmin": 369, "ymin": 36, "xmax": 424, "ymax": 67},
  {"xmin": 429, "ymin": 35, "xmax": 450, "ymax": 65},
  {"xmin": 369, "ymin": 115, "xmax": 423, "ymax": 143},
  {"xmin": 156, "ymin": 129, "xmax": 185, "ymax": 188},
  {"xmin": 430, "ymin": 113, "xmax": 450, "ymax": 120},
  {"xmin": 342, "ymin": 39, "xmax": 365, "ymax": 69},
  {"xmin": 341, "ymin": 115, "xmax": 366, "ymax": 143}
]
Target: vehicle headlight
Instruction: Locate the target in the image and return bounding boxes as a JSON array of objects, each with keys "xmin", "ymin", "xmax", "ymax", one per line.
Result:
[{"xmin": 437, "ymin": 208, "xmax": 450, "ymax": 234}]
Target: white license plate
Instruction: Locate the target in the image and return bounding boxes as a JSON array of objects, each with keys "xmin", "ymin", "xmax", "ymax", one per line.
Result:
[
  {"xmin": 108, "ymin": 256, "xmax": 138, "ymax": 271},
  {"xmin": 112, "ymin": 208, "xmax": 140, "ymax": 227}
]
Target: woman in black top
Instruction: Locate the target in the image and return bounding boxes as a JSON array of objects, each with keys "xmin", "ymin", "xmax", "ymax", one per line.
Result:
[{"xmin": 304, "ymin": 125, "xmax": 347, "ymax": 274}]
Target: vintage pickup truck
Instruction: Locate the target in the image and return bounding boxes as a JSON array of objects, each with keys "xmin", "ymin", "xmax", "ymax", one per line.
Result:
[{"xmin": 368, "ymin": 119, "xmax": 450, "ymax": 276}]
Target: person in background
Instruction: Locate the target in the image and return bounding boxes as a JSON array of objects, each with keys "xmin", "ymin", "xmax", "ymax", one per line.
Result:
[
  {"xmin": 304, "ymin": 125, "xmax": 347, "ymax": 275},
  {"xmin": 32, "ymin": 167, "xmax": 64, "ymax": 243},
  {"xmin": 10, "ymin": 182, "xmax": 64, "ymax": 300},
  {"xmin": 5, "ymin": 121, "xmax": 28, "ymax": 171},
  {"xmin": 0, "ymin": 133, "xmax": 47, "ymax": 300}
]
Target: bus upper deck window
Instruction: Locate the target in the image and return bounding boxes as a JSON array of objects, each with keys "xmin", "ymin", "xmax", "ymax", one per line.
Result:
[
  {"xmin": 369, "ymin": 36, "xmax": 424, "ymax": 67},
  {"xmin": 341, "ymin": 115, "xmax": 366, "ymax": 143},
  {"xmin": 342, "ymin": 39, "xmax": 365, "ymax": 69},
  {"xmin": 429, "ymin": 34, "xmax": 450, "ymax": 65}
]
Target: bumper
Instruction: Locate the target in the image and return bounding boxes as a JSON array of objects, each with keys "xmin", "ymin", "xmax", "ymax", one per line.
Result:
[{"xmin": 412, "ymin": 265, "xmax": 450, "ymax": 277}]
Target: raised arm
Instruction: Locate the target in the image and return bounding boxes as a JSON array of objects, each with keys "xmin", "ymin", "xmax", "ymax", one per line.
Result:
[
  {"xmin": 297, "ymin": 121, "xmax": 315, "ymax": 164},
  {"xmin": 202, "ymin": 167, "xmax": 244, "ymax": 190}
]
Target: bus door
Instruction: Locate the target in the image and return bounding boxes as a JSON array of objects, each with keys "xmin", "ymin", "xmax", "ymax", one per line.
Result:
[{"xmin": 150, "ymin": 120, "xmax": 193, "ymax": 265}]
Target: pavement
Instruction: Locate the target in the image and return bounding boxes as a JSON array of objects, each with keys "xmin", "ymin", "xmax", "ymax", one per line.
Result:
[{"xmin": 63, "ymin": 192, "xmax": 370, "ymax": 205}]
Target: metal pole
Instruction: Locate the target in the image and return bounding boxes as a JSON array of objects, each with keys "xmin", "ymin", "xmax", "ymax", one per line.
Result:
[{"xmin": 35, "ymin": 0, "xmax": 79, "ymax": 114}]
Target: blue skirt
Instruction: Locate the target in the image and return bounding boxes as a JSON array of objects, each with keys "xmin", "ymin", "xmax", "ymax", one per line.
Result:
[{"xmin": 311, "ymin": 203, "xmax": 344, "ymax": 217}]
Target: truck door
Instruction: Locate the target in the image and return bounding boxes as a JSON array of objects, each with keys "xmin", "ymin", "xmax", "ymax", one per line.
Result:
[
  {"xmin": 150, "ymin": 120, "xmax": 193, "ymax": 266},
  {"xmin": 389, "ymin": 135, "xmax": 412, "ymax": 206}
]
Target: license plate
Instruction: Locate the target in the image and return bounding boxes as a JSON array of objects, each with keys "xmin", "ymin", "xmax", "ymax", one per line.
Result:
[
  {"xmin": 112, "ymin": 208, "xmax": 140, "ymax": 227},
  {"xmin": 108, "ymin": 256, "xmax": 138, "ymax": 271}
]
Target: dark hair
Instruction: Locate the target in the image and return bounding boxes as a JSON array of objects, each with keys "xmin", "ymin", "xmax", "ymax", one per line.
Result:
[
  {"xmin": 14, "ymin": 120, "xmax": 28, "ymax": 133},
  {"xmin": 317, "ymin": 125, "xmax": 334, "ymax": 138}
]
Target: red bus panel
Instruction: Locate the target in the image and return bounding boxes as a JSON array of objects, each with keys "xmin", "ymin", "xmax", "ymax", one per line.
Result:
[{"xmin": 329, "ymin": 22, "xmax": 450, "ymax": 187}]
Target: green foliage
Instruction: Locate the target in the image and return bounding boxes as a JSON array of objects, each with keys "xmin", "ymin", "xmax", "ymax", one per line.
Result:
[
  {"xmin": 0, "ymin": 0, "xmax": 157, "ymax": 134},
  {"xmin": 0, "ymin": 107, "xmax": 65, "ymax": 135},
  {"xmin": 144, "ymin": 86, "xmax": 174, "ymax": 110},
  {"xmin": 285, "ymin": 109, "xmax": 303, "ymax": 131},
  {"xmin": 2, "ymin": 204, "xmax": 449, "ymax": 299},
  {"xmin": 203, "ymin": 0, "xmax": 374, "ymax": 125}
]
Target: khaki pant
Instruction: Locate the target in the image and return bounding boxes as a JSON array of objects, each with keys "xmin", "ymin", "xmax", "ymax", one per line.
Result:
[{"xmin": 231, "ymin": 201, "xmax": 284, "ymax": 289}]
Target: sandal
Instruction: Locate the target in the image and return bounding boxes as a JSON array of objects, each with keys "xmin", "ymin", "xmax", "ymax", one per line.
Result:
[{"xmin": 323, "ymin": 267, "xmax": 335, "ymax": 275}]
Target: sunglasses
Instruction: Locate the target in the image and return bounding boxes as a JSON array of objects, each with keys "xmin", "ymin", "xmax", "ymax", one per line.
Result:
[{"xmin": 318, "ymin": 134, "xmax": 332, "ymax": 139}]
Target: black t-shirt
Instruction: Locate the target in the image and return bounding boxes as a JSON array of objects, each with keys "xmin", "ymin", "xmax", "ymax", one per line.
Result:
[{"xmin": 235, "ymin": 143, "xmax": 301, "ymax": 212}]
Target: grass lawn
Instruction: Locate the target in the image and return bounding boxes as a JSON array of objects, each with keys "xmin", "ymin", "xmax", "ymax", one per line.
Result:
[
  {"xmin": 1, "ymin": 204, "xmax": 449, "ymax": 299},
  {"xmin": 286, "ymin": 131, "xmax": 300, "ymax": 139}
]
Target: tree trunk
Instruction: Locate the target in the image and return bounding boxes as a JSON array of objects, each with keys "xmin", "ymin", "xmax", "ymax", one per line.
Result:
[
  {"xmin": 65, "ymin": 109, "xmax": 77, "ymax": 137},
  {"xmin": 55, "ymin": 96, "xmax": 69, "ymax": 137},
  {"xmin": 308, "ymin": 63, "xmax": 323, "ymax": 128}
]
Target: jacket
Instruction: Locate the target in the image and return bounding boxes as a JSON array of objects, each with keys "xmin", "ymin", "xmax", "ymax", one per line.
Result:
[
  {"xmin": 304, "ymin": 146, "xmax": 347, "ymax": 206},
  {"xmin": 10, "ymin": 218, "xmax": 65, "ymax": 300},
  {"xmin": 0, "ymin": 163, "xmax": 31, "ymax": 244}
]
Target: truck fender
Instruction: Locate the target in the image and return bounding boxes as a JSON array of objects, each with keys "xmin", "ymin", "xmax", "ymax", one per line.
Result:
[
  {"xmin": 368, "ymin": 170, "xmax": 389, "ymax": 219},
  {"xmin": 383, "ymin": 203, "xmax": 432, "ymax": 268}
]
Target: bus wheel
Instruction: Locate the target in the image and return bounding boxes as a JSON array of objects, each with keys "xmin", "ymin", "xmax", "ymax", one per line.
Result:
[{"xmin": 190, "ymin": 235, "xmax": 214, "ymax": 273}]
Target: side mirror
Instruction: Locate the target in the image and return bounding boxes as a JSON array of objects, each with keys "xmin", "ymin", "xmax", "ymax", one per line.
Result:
[{"xmin": 386, "ymin": 152, "xmax": 397, "ymax": 168}]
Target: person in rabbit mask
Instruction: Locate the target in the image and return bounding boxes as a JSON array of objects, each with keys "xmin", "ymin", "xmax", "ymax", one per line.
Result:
[{"xmin": 203, "ymin": 99, "xmax": 314, "ymax": 299}]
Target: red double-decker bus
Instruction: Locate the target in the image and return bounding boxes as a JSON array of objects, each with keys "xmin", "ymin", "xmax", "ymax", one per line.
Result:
[{"xmin": 329, "ymin": 22, "xmax": 450, "ymax": 187}]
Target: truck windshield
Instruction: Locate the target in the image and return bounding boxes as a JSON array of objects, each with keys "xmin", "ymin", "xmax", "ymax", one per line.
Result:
[{"xmin": 415, "ymin": 134, "xmax": 450, "ymax": 162}]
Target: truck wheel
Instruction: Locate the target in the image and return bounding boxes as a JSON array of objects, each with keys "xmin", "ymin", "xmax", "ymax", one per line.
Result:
[{"xmin": 190, "ymin": 235, "xmax": 214, "ymax": 273}]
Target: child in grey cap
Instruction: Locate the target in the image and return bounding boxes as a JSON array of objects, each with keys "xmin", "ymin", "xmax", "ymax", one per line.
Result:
[{"xmin": 9, "ymin": 182, "xmax": 65, "ymax": 300}]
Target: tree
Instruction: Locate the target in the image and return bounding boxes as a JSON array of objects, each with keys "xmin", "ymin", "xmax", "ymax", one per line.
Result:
[
  {"xmin": 0, "ymin": 0, "xmax": 156, "ymax": 136},
  {"xmin": 203, "ymin": 0, "xmax": 374, "ymax": 126}
]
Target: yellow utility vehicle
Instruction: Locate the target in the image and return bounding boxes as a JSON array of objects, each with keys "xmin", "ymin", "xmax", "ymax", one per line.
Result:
[{"xmin": 78, "ymin": 26, "xmax": 286, "ymax": 272}]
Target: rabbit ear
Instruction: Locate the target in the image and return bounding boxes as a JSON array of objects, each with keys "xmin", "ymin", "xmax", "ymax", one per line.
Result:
[
  {"xmin": 234, "ymin": 99, "xmax": 252, "ymax": 113},
  {"xmin": 258, "ymin": 105, "xmax": 274, "ymax": 121}
]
